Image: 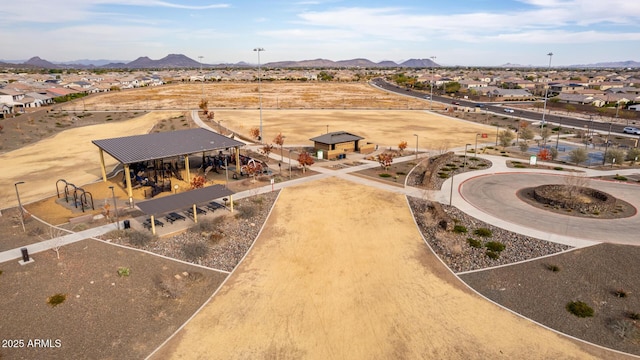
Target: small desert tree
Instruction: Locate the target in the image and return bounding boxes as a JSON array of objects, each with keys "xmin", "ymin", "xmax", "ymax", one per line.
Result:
[
  {"xmin": 190, "ymin": 175, "xmax": 206, "ymax": 189},
  {"xmin": 625, "ymin": 148, "xmax": 640, "ymax": 164},
  {"xmin": 519, "ymin": 126, "xmax": 534, "ymax": 143},
  {"xmin": 398, "ymin": 141, "xmax": 408, "ymax": 154},
  {"xmin": 549, "ymin": 146, "xmax": 558, "ymax": 160},
  {"xmin": 540, "ymin": 127, "xmax": 552, "ymax": 145},
  {"xmin": 537, "ymin": 148, "xmax": 552, "ymax": 161},
  {"xmin": 518, "ymin": 141, "xmax": 529, "ymax": 153},
  {"xmin": 605, "ymin": 149, "xmax": 625, "ymax": 166},
  {"xmin": 564, "ymin": 173, "xmax": 590, "ymax": 203},
  {"xmin": 249, "ymin": 127, "xmax": 260, "ymax": 141},
  {"xmin": 199, "ymin": 99, "xmax": 209, "ymax": 115},
  {"xmin": 568, "ymin": 147, "xmax": 588, "ymax": 165},
  {"xmin": 498, "ymin": 130, "xmax": 515, "ymax": 148},
  {"xmin": 273, "ymin": 133, "xmax": 285, "ymax": 161},
  {"xmin": 260, "ymin": 144, "xmax": 274, "ymax": 162},
  {"xmin": 297, "ymin": 151, "xmax": 314, "ymax": 173},
  {"xmin": 378, "ymin": 153, "xmax": 393, "ymax": 170}
]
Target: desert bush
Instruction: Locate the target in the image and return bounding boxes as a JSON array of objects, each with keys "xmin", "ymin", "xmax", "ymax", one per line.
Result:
[
  {"xmin": 485, "ymin": 241, "xmax": 505, "ymax": 252},
  {"xmin": 610, "ymin": 319, "xmax": 638, "ymax": 339},
  {"xmin": 486, "ymin": 250, "xmax": 500, "ymax": 259},
  {"xmin": 613, "ymin": 175, "xmax": 628, "ymax": 181},
  {"xmin": 546, "ymin": 264, "xmax": 561, "ymax": 272},
  {"xmin": 47, "ymin": 293, "xmax": 66, "ymax": 307},
  {"xmin": 553, "ymin": 167, "xmax": 564, "ymax": 171},
  {"xmin": 182, "ymin": 241, "xmax": 209, "ymax": 261},
  {"xmin": 473, "ymin": 228, "xmax": 492, "ymax": 237},
  {"xmin": 189, "ymin": 217, "xmax": 223, "ymax": 233},
  {"xmin": 613, "ymin": 289, "xmax": 628, "ymax": 298},
  {"xmin": 379, "ymin": 173, "xmax": 392, "ymax": 178},
  {"xmin": 453, "ymin": 225, "xmax": 467, "ymax": 234},
  {"xmin": 127, "ymin": 230, "xmax": 155, "ymax": 247},
  {"xmin": 566, "ymin": 301, "xmax": 594, "ymax": 317},
  {"xmin": 438, "ymin": 173, "xmax": 449, "ymax": 179},
  {"xmin": 157, "ymin": 274, "xmax": 185, "ymax": 299},
  {"xmin": 117, "ymin": 267, "xmax": 130, "ymax": 277},
  {"xmin": 628, "ymin": 312, "xmax": 640, "ymax": 320},
  {"xmin": 467, "ymin": 238, "xmax": 482, "ymax": 248}
]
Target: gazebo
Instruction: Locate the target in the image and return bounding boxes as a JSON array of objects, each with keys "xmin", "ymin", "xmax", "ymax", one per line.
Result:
[{"xmin": 92, "ymin": 128, "xmax": 244, "ymax": 206}]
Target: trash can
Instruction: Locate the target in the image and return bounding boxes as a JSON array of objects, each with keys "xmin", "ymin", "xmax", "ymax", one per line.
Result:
[{"xmin": 123, "ymin": 220, "xmax": 130, "ymax": 229}]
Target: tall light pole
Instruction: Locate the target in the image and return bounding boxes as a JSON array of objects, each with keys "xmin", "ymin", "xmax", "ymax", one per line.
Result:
[
  {"xmin": 109, "ymin": 186, "xmax": 120, "ymax": 230},
  {"xmin": 475, "ymin": 133, "xmax": 480, "ymax": 155},
  {"xmin": 413, "ymin": 134, "xmax": 419, "ymax": 159},
  {"xmin": 603, "ymin": 122, "xmax": 613, "ymax": 165},
  {"xmin": 198, "ymin": 55, "xmax": 204, "ymax": 98},
  {"xmin": 253, "ymin": 47, "xmax": 265, "ymax": 143},
  {"xmin": 14, "ymin": 181, "xmax": 25, "ymax": 232},
  {"xmin": 540, "ymin": 52, "xmax": 553, "ymax": 132},
  {"xmin": 430, "ymin": 56, "xmax": 436, "ymax": 111}
]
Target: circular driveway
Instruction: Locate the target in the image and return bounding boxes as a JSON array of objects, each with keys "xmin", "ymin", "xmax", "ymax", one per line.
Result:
[{"xmin": 459, "ymin": 173, "xmax": 640, "ymax": 246}]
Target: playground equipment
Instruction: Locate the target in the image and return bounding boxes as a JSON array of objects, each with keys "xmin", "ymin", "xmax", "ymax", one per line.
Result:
[
  {"xmin": 122, "ymin": 160, "xmax": 174, "ymax": 198},
  {"xmin": 56, "ymin": 179, "xmax": 94, "ymax": 212}
]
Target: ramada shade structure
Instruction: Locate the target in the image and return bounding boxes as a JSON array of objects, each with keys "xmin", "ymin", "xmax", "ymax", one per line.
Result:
[
  {"xmin": 136, "ymin": 184, "xmax": 234, "ymax": 234},
  {"xmin": 92, "ymin": 128, "xmax": 244, "ymax": 206}
]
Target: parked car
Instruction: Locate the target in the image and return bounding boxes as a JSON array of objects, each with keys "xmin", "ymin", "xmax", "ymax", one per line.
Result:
[
  {"xmin": 451, "ymin": 101, "xmax": 460, "ymax": 105},
  {"xmin": 424, "ymin": 95, "xmax": 431, "ymax": 100},
  {"xmin": 504, "ymin": 108, "xmax": 515, "ymax": 113},
  {"xmin": 623, "ymin": 126, "xmax": 640, "ymax": 134},
  {"xmin": 475, "ymin": 104, "xmax": 485, "ymax": 108}
]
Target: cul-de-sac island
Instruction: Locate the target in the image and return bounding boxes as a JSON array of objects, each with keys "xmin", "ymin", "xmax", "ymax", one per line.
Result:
[{"xmin": 1, "ymin": 56, "xmax": 640, "ymax": 359}]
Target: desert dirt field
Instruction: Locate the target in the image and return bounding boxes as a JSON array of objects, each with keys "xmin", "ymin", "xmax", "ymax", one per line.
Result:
[
  {"xmin": 1, "ymin": 82, "xmax": 495, "ymax": 210},
  {"xmin": 151, "ymin": 177, "xmax": 608, "ymax": 359}
]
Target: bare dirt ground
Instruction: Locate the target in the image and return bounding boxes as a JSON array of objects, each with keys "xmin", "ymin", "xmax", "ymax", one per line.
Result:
[
  {"xmin": 152, "ymin": 177, "xmax": 614, "ymax": 360},
  {"xmin": 1, "ymin": 81, "xmax": 639, "ymax": 359}
]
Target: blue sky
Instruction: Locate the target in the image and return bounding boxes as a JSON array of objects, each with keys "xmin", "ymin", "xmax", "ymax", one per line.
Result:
[{"xmin": 2, "ymin": 0, "xmax": 639, "ymax": 66}]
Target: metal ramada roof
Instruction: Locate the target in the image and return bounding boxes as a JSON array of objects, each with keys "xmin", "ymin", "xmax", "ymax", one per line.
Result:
[
  {"xmin": 136, "ymin": 184, "xmax": 234, "ymax": 215},
  {"xmin": 309, "ymin": 131, "xmax": 364, "ymax": 145},
  {"xmin": 92, "ymin": 128, "xmax": 245, "ymax": 164}
]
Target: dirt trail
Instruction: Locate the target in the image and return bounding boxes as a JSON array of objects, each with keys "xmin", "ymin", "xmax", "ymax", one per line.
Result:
[{"xmin": 153, "ymin": 177, "xmax": 604, "ymax": 360}]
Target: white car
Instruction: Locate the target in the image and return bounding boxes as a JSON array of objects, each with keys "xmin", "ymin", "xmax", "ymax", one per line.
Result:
[
  {"xmin": 503, "ymin": 108, "xmax": 514, "ymax": 113},
  {"xmin": 623, "ymin": 126, "xmax": 640, "ymax": 135}
]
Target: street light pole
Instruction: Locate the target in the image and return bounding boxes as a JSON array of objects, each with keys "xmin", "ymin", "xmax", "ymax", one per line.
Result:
[
  {"xmin": 540, "ymin": 52, "xmax": 553, "ymax": 132},
  {"xmin": 14, "ymin": 181, "xmax": 25, "ymax": 232},
  {"xmin": 253, "ymin": 48, "xmax": 265, "ymax": 143},
  {"xmin": 109, "ymin": 186, "xmax": 120, "ymax": 230},
  {"xmin": 463, "ymin": 143, "xmax": 471, "ymax": 171},
  {"xmin": 198, "ymin": 55, "xmax": 204, "ymax": 98},
  {"xmin": 413, "ymin": 134, "xmax": 419, "ymax": 159},
  {"xmin": 430, "ymin": 56, "xmax": 436, "ymax": 111}
]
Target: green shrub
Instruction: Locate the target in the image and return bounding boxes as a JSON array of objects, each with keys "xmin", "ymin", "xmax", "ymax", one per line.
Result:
[
  {"xmin": 514, "ymin": 164, "xmax": 526, "ymax": 168},
  {"xmin": 485, "ymin": 241, "xmax": 505, "ymax": 252},
  {"xmin": 614, "ymin": 175, "xmax": 628, "ymax": 181},
  {"xmin": 379, "ymin": 173, "xmax": 392, "ymax": 178},
  {"xmin": 47, "ymin": 293, "xmax": 67, "ymax": 307},
  {"xmin": 478, "ymin": 163, "xmax": 488, "ymax": 167},
  {"xmin": 117, "ymin": 267, "xmax": 130, "ymax": 277},
  {"xmin": 629, "ymin": 312, "xmax": 640, "ymax": 320},
  {"xmin": 566, "ymin": 301, "xmax": 594, "ymax": 317},
  {"xmin": 0, "ymin": 270, "xmax": 3, "ymax": 276},
  {"xmin": 467, "ymin": 238, "xmax": 482, "ymax": 248},
  {"xmin": 486, "ymin": 250, "xmax": 500, "ymax": 259},
  {"xmin": 438, "ymin": 173, "xmax": 449, "ymax": 179},
  {"xmin": 546, "ymin": 264, "xmax": 560, "ymax": 272},
  {"xmin": 553, "ymin": 167, "xmax": 564, "ymax": 171},
  {"xmin": 396, "ymin": 171, "xmax": 406, "ymax": 175},
  {"xmin": 474, "ymin": 228, "xmax": 493, "ymax": 237},
  {"xmin": 453, "ymin": 225, "xmax": 468, "ymax": 234}
]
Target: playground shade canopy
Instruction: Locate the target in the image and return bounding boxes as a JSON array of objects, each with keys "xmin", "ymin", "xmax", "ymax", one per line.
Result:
[
  {"xmin": 136, "ymin": 184, "xmax": 233, "ymax": 215},
  {"xmin": 92, "ymin": 128, "xmax": 245, "ymax": 164}
]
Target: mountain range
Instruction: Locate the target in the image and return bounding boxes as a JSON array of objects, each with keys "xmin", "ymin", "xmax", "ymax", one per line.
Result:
[{"xmin": 1, "ymin": 54, "xmax": 638, "ymax": 69}]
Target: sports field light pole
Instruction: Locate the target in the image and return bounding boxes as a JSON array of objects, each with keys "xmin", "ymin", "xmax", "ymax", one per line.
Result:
[
  {"xmin": 430, "ymin": 56, "xmax": 436, "ymax": 110},
  {"xmin": 413, "ymin": 134, "xmax": 419, "ymax": 159},
  {"xmin": 14, "ymin": 181, "xmax": 25, "ymax": 232},
  {"xmin": 109, "ymin": 186, "xmax": 120, "ymax": 230},
  {"xmin": 254, "ymin": 47, "xmax": 265, "ymax": 143},
  {"xmin": 540, "ymin": 52, "xmax": 553, "ymax": 132}
]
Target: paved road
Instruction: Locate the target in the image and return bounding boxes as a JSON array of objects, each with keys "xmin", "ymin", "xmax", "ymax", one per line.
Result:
[{"xmin": 459, "ymin": 172, "xmax": 640, "ymax": 246}]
